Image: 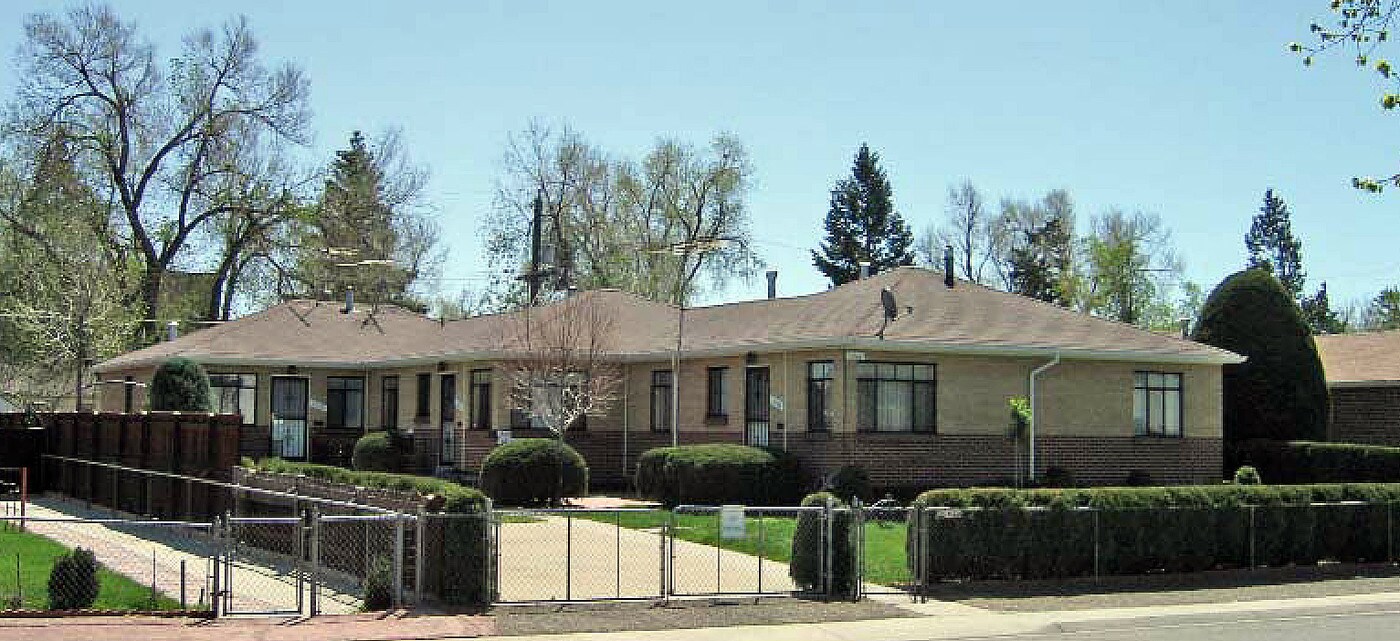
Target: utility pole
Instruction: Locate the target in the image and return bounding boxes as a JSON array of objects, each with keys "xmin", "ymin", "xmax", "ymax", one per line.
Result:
[{"xmin": 518, "ymin": 193, "xmax": 549, "ymax": 306}]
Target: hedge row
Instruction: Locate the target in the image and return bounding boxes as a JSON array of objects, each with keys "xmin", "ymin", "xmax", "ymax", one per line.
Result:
[
  {"xmin": 788, "ymin": 492, "xmax": 855, "ymax": 596},
  {"xmin": 243, "ymin": 457, "xmax": 488, "ymax": 512},
  {"xmin": 1233, "ymin": 439, "xmax": 1400, "ymax": 484},
  {"xmin": 908, "ymin": 483, "xmax": 1400, "ymax": 581},
  {"xmin": 242, "ymin": 458, "xmax": 490, "ymax": 604},
  {"xmin": 635, "ymin": 444, "xmax": 803, "ymax": 506}
]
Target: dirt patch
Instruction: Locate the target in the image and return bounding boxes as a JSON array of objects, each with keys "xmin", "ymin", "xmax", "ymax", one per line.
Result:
[
  {"xmin": 923, "ymin": 563, "xmax": 1400, "ymax": 612},
  {"xmin": 492, "ymin": 597, "xmax": 916, "ymax": 636}
]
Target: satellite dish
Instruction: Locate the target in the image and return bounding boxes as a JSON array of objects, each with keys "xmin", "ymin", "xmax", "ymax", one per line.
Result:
[{"xmin": 878, "ymin": 288, "xmax": 898, "ymax": 340}]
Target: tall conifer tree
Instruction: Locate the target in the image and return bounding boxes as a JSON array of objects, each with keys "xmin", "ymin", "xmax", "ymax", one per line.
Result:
[{"xmin": 811, "ymin": 144, "xmax": 914, "ymax": 286}]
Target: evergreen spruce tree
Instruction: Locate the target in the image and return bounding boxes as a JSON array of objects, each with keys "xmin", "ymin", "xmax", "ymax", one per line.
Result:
[
  {"xmin": 1008, "ymin": 217, "xmax": 1075, "ymax": 306},
  {"xmin": 1244, "ymin": 189, "xmax": 1306, "ymax": 300},
  {"xmin": 1300, "ymin": 282, "xmax": 1345, "ymax": 334},
  {"xmin": 811, "ymin": 144, "xmax": 914, "ymax": 286}
]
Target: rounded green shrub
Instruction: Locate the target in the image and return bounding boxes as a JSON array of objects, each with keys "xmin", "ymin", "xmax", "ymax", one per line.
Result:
[
  {"xmin": 1123, "ymin": 470, "xmax": 1154, "ymax": 487},
  {"xmin": 636, "ymin": 444, "xmax": 799, "ymax": 506},
  {"xmin": 148, "ymin": 357, "xmax": 211, "ymax": 412},
  {"xmin": 351, "ymin": 431, "xmax": 400, "ymax": 472},
  {"xmin": 788, "ymin": 491, "xmax": 854, "ymax": 595},
  {"xmin": 1234, "ymin": 465, "xmax": 1262, "ymax": 485},
  {"xmin": 826, "ymin": 464, "xmax": 872, "ymax": 503},
  {"xmin": 48, "ymin": 547, "xmax": 99, "ymax": 610},
  {"xmin": 1193, "ymin": 269, "xmax": 1329, "ymax": 457},
  {"xmin": 1041, "ymin": 466, "xmax": 1076, "ymax": 488},
  {"xmin": 480, "ymin": 438, "xmax": 588, "ymax": 506}
]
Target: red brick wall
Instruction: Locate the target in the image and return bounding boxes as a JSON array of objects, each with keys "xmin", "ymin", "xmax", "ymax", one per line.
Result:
[
  {"xmin": 1329, "ymin": 386, "xmax": 1400, "ymax": 447},
  {"xmin": 452, "ymin": 427, "xmax": 1221, "ymax": 490}
]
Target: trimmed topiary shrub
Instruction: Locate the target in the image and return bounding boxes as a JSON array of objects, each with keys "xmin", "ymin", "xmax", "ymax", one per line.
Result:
[
  {"xmin": 636, "ymin": 444, "xmax": 801, "ymax": 506},
  {"xmin": 826, "ymin": 464, "xmax": 872, "ymax": 503},
  {"xmin": 149, "ymin": 357, "xmax": 211, "ymax": 412},
  {"xmin": 1192, "ymin": 269, "xmax": 1329, "ymax": 462},
  {"xmin": 480, "ymin": 438, "xmax": 588, "ymax": 506},
  {"xmin": 1233, "ymin": 465, "xmax": 1262, "ymax": 485},
  {"xmin": 48, "ymin": 547, "xmax": 99, "ymax": 610},
  {"xmin": 789, "ymin": 491, "xmax": 855, "ymax": 596},
  {"xmin": 761, "ymin": 446, "xmax": 809, "ymax": 505},
  {"xmin": 351, "ymin": 431, "xmax": 400, "ymax": 472}
]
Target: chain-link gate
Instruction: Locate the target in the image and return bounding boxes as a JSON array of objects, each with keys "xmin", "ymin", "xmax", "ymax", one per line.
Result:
[
  {"xmin": 218, "ymin": 515, "xmax": 307, "ymax": 616},
  {"xmin": 492, "ymin": 508, "xmax": 666, "ymax": 602}
]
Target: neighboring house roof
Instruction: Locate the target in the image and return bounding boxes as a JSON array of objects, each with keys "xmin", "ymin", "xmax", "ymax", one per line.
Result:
[
  {"xmin": 95, "ymin": 267, "xmax": 1243, "ymax": 373},
  {"xmin": 1315, "ymin": 330, "xmax": 1400, "ymax": 385}
]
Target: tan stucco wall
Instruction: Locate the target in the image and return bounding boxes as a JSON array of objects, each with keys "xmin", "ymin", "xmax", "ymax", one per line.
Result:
[{"xmin": 97, "ymin": 351, "xmax": 1224, "ymax": 443}]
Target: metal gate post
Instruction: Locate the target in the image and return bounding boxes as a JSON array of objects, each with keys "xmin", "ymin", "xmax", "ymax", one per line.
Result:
[
  {"xmin": 566, "ymin": 511, "xmax": 573, "ymax": 602},
  {"xmin": 391, "ymin": 513, "xmax": 405, "ymax": 607},
  {"xmin": 222, "ymin": 511, "xmax": 234, "ymax": 614},
  {"xmin": 210, "ymin": 515, "xmax": 224, "ymax": 617},
  {"xmin": 823, "ymin": 498, "xmax": 834, "ymax": 598},
  {"xmin": 415, "ymin": 507, "xmax": 426, "ymax": 604},
  {"xmin": 297, "ymin": 509, "xmax": 308, "ymax": 615},
  {"xmin": 913, "ymin": 507, "xmax": 925, "ymax": 603},
  {"xmin": 661, "ymin": 510, "xmax": 673, "ymax": 601},
  {"xmin": 851, "ymin": 500, "xmax": 864, "ymax": 602},
  {"xmin": 309, "ymin": 506, "xmax": 321, "ymax": 616}
]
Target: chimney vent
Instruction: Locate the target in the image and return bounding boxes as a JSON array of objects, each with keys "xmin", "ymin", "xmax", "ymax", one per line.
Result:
[
  {"xmin": 343, "ymin": 285, "xmax": 355, "ymax": 314},
  {"xmin": 944, "ymin": 244, "xmax": 955, "ymax": 288},
  {"xmin": 858, "ymin": 261, "xmax": 872, "ymax": 280},
  {"xmin": 166, "ymin": 321, "xmax": 178, "ymax": 342},
  {"xmin": 765, "ymin": 270, "xmax": 778, "ymax": 299},
  {"xmin": 1179, "ymin": 318, "xmax": 1191, "ymax": 339}
]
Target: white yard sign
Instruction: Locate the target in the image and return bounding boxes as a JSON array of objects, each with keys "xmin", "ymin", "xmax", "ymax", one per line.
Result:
[{"xmin": 720, "ymin": 505, "xmax": 746, "ymax": 540}]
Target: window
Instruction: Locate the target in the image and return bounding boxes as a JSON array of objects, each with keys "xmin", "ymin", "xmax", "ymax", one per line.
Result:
[
  {"xmin": 1134, "ymin": 372, "xmax": 1182, "ymax": 437},
  {"xmin": 381, "ymin": 376, "xmax": 399, "ymax": 430},
  {"xmin": 856, "ymin": 363, "xmax": 936, "ymax": 433},
  {"xmin": 327, "ymin": 377, "xmax": 365, "ymax": 430},
  {"xmin": 651, "ymin": 370, "xmax": 673, "ymax": 432},
  {"xmin": 807, "ymin": 361, "xmax": 834, "ymax": 432},
  {"xmin": 415, "ymin": 373, "xmax": 431, "ymax": 419},
  {"xmin": 470, "ymin": 370, "xmax": 492, "ymax": 430},
  {"xmin": 208, "ymin": 373, "xmax": 257, "ymax": 425},
  {"xmin": 706, "ymin": 367, "xmax": 728, "ymax": 419}
]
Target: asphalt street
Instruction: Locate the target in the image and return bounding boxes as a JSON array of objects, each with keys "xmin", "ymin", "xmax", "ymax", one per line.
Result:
[{"xmin": 948, "ymin": 606, "xmax": 1400, "ymax": 641}]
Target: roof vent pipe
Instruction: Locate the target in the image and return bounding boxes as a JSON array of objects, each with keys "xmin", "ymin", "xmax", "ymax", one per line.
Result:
[
  {"xmin": 944, "ymin": 244, "xmax": 955, "ymax": 288},
  {"xmin": 166, "ymin": 321, "xmax": 178, "ymax": 342},
  {"xmin": 858, "ymin": 261, "xmax": 871, "ymax": 280},
  {"xmin": 343, "ymin": 285, "xmax": 354, "ymax": 314},
  {"xmin": 765, "ymin": 270, "xmax": 778, "ymax": 299}
]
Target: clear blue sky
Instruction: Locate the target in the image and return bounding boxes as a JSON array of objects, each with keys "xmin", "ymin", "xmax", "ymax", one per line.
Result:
[{"xmin": 2, "ymin": 1, "xmax": 1396, "ymax": 310}]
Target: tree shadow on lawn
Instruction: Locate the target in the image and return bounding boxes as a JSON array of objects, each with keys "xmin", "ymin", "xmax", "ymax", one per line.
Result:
[{"xmin": 922, "ymin": 563, "xmax": 1400, "ymax": 602}]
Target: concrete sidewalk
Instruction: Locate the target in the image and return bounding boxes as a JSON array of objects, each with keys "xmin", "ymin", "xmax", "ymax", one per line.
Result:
[{"xmin": 491, "ymin": 591, "xmax": 1400, "ymax": 641}]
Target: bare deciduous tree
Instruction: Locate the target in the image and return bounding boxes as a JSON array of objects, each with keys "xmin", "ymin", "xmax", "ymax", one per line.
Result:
[{"xmin": 9, "ymin": 5, "xmax": 310, "ymax": 333}]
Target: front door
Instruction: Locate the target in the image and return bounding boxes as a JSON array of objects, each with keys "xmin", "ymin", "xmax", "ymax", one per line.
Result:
[
  {"xmin": 440, "ymin": 374, "xmax": 457, "ymax": 464},
  {"xmin": 745, "ymin": 367, "xmax": 770, "ymax": 447},
  {"xmin": 270, "ymin": 377, "xmax": 308, "ymax": 459}
]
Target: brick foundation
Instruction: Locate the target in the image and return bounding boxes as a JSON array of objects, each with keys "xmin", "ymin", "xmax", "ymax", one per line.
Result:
[{"xmin": 453, "ymin": 427, "xmax": 1221, "ymax": 491}]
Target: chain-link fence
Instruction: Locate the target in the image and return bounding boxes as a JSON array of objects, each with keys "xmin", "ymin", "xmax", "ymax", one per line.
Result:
[
  {"xmin": 1, "ymin": 514, "xmax": 215, "ymax": 614},
  {"xmin": 669, "ymin": 505, "xmax": 810, "ymax": 597},
  {"xmin": 492, "ymin": 508, "xmax": 665, "ymax": 602}
]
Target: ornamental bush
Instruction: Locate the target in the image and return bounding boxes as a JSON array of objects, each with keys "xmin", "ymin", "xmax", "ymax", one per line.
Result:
[
  {"xmin": 362, "ymin": 555, "xmax": 394, "ymax": 611},
  {"xmin": 351, "ymin": 431, "xmax": 400, "ymax": 473},
  {"xmin": 825, "ymin": 464, "xmax": 872, "ymax": 503},
  {"xmin": 788, "ymin": 491, "xmax": 855, "ymax": 595},
  {"xmin": 479, "ymin": 438, "xmax": 588, "ymax": 506},
  {"xmin": 636, "ymin": 444, "xmax": 799, "ymax": 506},
  {"xmin": 907, "ymin": 482, "xmax": 1400, "ymax": 582},
  {"xmin": 148, "ymin": 357, "xmax": 211, "ymax": 412},
  {"xmin": 1232, "ymin": 440, "xmax": 1400, "ymax": 483},
  {"xmin": 48, "ymin": 547, "xmax": 99, "ymax": 610},
  {"xmin": 1192, "ymin": 269, "xmax": 1329, "ymax": 459}
]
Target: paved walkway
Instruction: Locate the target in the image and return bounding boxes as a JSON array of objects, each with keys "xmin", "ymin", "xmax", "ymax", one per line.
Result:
[
  {"xmin": 0, "ymin": 611, "xmax": 494, "ymax": 641},
  {"xmin": 15, "ymin": 498, "xmax": 358, "ymax": 614},
  {"xmin": 496, "ymin": 514, "xmax": 796, "ymax": 601}
]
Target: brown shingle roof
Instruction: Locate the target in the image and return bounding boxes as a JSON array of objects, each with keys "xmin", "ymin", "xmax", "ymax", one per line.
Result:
[
  {"xmin": 95, "ymin": 267, "xmax": 1243, "ymax": 372},
  {"xmin": 1315, "ymin": 330, "xmax": 1400, "ymax": 383}
]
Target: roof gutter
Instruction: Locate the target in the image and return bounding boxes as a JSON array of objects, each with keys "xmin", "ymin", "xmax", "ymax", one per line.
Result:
[{"xmin": 1028, "ymin": 353, "xmax": 1061, "ymax": 483}]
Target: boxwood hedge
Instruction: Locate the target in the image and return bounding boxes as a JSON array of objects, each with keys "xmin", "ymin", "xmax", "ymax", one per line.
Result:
[
  {"xmin": 908, "ymin": 483, "xmax": 1400, "ymax": 582},
  {"xmin": 1233, "ymin": 439, "xmax": 1400, "ymax": 483},
  {"xmin": 636, "ymin": 444, "xmax": 802, "ymax": 506},
  {"xmin": 241, "ymin": 457, "xmax": 491, "ymax": 603}
]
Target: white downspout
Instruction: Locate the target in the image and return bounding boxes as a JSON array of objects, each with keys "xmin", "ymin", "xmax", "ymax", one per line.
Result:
[{"xmin": 1028, "ymin": 353, "xmax": 1061, "ymax": 482}]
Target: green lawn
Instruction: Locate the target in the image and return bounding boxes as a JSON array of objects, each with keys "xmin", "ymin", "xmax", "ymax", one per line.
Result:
[
  {"xmin": 0, "ymin": 528, "xmax": 183, "ymax": 611},
  {"xmin": 575, "ymin": 510, "xmax": 913, "ymax": 586}
]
